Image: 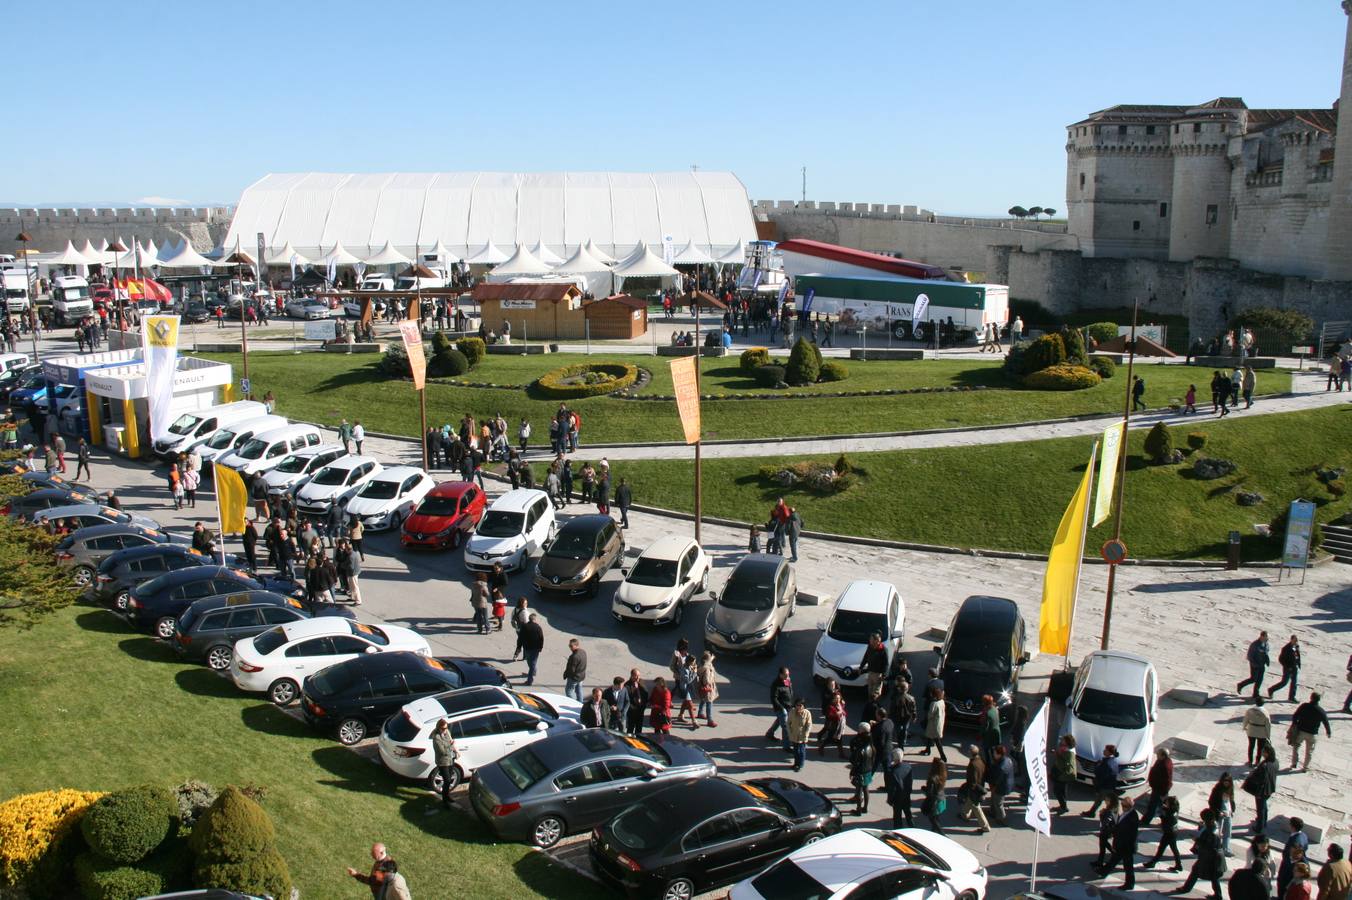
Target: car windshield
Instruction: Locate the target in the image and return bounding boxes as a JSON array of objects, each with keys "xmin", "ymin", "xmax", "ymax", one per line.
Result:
[
  {"xmin": 1075, "ymin": 687, "xmax": 1148, "ymax": 730},
  {"xmin": 750, "ymin": 860, "xmax": 831, "ymax": 900},
  {"xmin": 168, "ymin": 413, "xmax": 203, "ymax": 436},
  {"xmin": 206, "ymin": 430, "xmax": 237, "ymax": 450},
  {"xmin": 357, "ymin": 479, "xmax": 399, "ymax": 500},
  {"xmin": 274, "ymin": 455, "xmax": 308, "ymax": 474},
  {"xmin": 311, "ymin": 466, "xmax": 348, "ymax": 486},
  {"xmin": 828, "ymin": 609, "xmax": 888, "ymax": 644},
  {"xmin": 416, "ymin": 496, "xmax": 459, "ymax": 516},
  {"xmin": 547, "ymin": 528, "xmax": 595, "ymax": 559},
  {"xmin": 252, "ymin": 626, "xmax": 289, "ymax": 656},
  {"xmin": 52, "ymin": 384, "xmax": 75, "ymax": 398},
  {"xmin": 946, "ymin": 631, "xmax": 1011, "ymax": 674},
  {"xmin": 609, "ymin": 803, "xmax": 667, "ymax": 852},
  {"xmin": 350, "ymin": 622, "xmax": 388, "ymax": 645},
  {"xmin": 477, "ymin": 510, "xmax": 523, "ymax": 538},
  {"xmin": 498, "ymin": 748, "xmax": 551, "ymax": 791},
  {"xmin": 720, "ymin": 569, "xmax": 776, "ymax": 611},
  {"xmin": 626, "ymin": 557, "xmax": 678, "ymax": 587},
  {"xmin": 236, "ymin": 438, "xmax": 269, "ymax": 460}
]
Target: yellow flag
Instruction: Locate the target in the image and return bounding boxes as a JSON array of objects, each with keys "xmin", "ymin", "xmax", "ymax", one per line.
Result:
[
  {"xmin": 1039, "ymin": 443, "xmax": 1097, "ymax": 656},
  {"xmin": 215, "ymin": 465, "xmax": 248, "ymax": 536}
]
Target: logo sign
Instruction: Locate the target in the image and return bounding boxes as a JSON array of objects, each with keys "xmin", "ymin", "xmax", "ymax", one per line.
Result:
[
  {"xmin": 670, "ymin": 355, "xmax": 701, "ymax": 445},
  {"xmin": 801, "ymin": 287, "xmax": 816, "ymax": 314},
  {"xmin": 911, "ymin": 293, "xmax": 930, "ymax": 330},
  {"xmin": 501, "ymin": 299, "xmax": 536, "ymax": 310},
  {"xmin": 1281, "ymin": 500, "xmax": 1317, "ymax": 569},
  {"xmin": 1100, "ymin": 539, "xmax": 1128, "ymax": 564},
  {"xmin": 398, "ymin": 320, "xmax": 427, "ymax": 391},
  {"xmin": 256, "ymin": 232, "xmax": 267, "ymax": 280}
]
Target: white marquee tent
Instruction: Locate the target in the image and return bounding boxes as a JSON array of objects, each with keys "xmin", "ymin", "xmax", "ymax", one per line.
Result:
[
  {"xmin": 530, "ymin": 240, "xmax": 565, "ymax": 266},
  {"xmin": 488, "ymin": 244, "xmax": 553, "ymax": 279},
  {"xmin": 465, "ymin": 242, "xmax": 510, "ymax": 265},
  {"xmin": 672, "ymin": 239, "xmax": 715, "ymax": 265},
  {"xmin": 583, "ymin": 238, "xmax": 616, "ymax": 265},
  {"xmin": 265, "ymin": 241, "xmax": 310, "ymax": 267},
  {"xmin": 363, "ymin": 240, "xmax": 412, "ymax": 266},
  {"xmin": 613, "ymin": 243, "xmax": 680, "ymax": 279},
  {"xmin": 223, "ymin": 171, "xmax": 757, "ymax": 263},
  {"xmin": 159, "ymin": 240, "xmax": 217, "ymax": 269}
]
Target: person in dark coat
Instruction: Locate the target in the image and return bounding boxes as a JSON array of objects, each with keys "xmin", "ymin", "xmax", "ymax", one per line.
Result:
[
  {"xmin": 1144, "ymin": 795, "xmax": 1184, "ymax": 872},
  {"xmin": 1098, "ymin": 796, "xmax": 1141, "ymax": 889},
  {"xmin": 1236, "ymin": 631, "xmax": 1271, "ymax": 699},
  {"xmin": 623, "ymin": 668, "xmax": 648, "ymax": 736},
  {"xmin": 1267, "ymin": 635, "xmax": 1302, "ymax": 702},
  {"xmin": 580, "ymin": 687, "xmax": 611, "ymax": 729},
  {"xmin": 615, "ymin": 477, "xmax": 632, "ymax": 528},
  {"xmin": 1229, "ymin": 863, "xmax": 1272, "ymax": 900},
  {"xmin": 516, "ymin": 614, "xmax": 545, "ymax": 685},
  {"xmin": 241, "ymin": 520, "xmax": 259, "ymax": 573},
  {"xmin": 1171, "ymin": 808, "xmax": 1226, "ymax": 899},
  {"xmin": 1241, "ymin": 745, "xmax": 1279, "ymax": 834},
  {"xmin": 885, "ymin": 748, "xmax": 914, "ymax": 828},
  {"xmin": 1277, "ymin": 818, "xmax": 1310, "ymax": 899}
]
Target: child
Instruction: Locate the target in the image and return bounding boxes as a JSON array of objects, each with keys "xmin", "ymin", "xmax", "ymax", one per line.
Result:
[
  {"xmin": 1185, "ymin": 384, "xmax": 1197, "ymax": 414},
  {"xmin": 491, "ymin": 589, "xmax": 507, "ymax": 631},
  {"xmin": 748, "ymin": 524, "xmax": 761, "ymax": 554}
]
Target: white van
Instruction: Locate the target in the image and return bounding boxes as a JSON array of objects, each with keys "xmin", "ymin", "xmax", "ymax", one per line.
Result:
[
  {"xmin": 0, "ymin": 352, "xmax": 30, "ymax": 375},
  {"xmin": 51, "ymin": 276, "xmax": 93, "ymax": 324},
  {"xmin": 216, "ymin": 423, "xmax": 323, "ymax": 476},
  {"xmin": 2, "ymin": 270, "xmax": 32, "ymax": 312},
  {"xmin": 153, "ymin": 401, "xmax": 266, "ymax": 458},
  {"xmin": 196, "ymin": 415, "xmax": 289, "ymax": 468}
]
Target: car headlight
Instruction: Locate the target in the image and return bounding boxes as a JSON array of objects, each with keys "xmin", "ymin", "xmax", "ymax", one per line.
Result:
[
  {"xmin": 704, "ymin": 613, "xmax": 717, "ymax": 633},
  {"xmin": 997, "ymin": 690, "xmax": 1014, "ymax": 706},
  {"xmin": 749, "ymin": 626, "xmax": 772, "ymax": 639},
  {"xmin": 434, "ymin": 525, "xmax": 453, "ymax": 537}
]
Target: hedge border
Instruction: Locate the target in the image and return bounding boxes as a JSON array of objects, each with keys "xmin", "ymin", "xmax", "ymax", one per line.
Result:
[{"xmin": 533, "ymin": 363, "xmax": 641, "ymax": 399}]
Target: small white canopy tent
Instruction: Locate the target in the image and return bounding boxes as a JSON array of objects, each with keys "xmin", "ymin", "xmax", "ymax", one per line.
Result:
[
  {"xmin": 613, "ymin": 243, "xmax": 681, "ymax": 278},
  {"xmin": 264, "ymin": 241, "xmax": 310, "ymax": 267},
  {"xmin": 425, "ymin": 239, "xmax": 458, "ymax": 264},
  {"xmin": 672, "ymin": 240, "xmax": 715, "ymax": 265},
  {"xmin": 47, "ymin": 241, "xmax": 96, "ymax": 266},
  {"xmin": 583, "ymin": 238, "xmax": 616, "ymax": 265},
  {"xmin": 363, "ymin": 241, "xmax": 413, "ymax": 266},
  {"xmin": 137, "ymin": 240, "xmax": 161, "ymax": 268},
  {"xmin": 160, "ymin": 241, "xmax": 218, "ymax": 268},
  {"xmin": 78, "ymin": 239, "xmax": 106, "ymax": 264},
  {"xmin": 552, "ymin": 244, "xmax": 610, "ymax": 275},
  {"xmin": 715, "ymin": 240, "xmax": 747, "ymax": 266},
  {"xmin": 465, "ymin": 242, "xmax": 510, "ymax": 265},
  {"xmin": 316, "ymin": 242, "xmax": 363, "ymax": 268},
  {"xmin": 530, "ymin": 241, "xmax": 565, "ymax": 266},
  {"xmin": 489, "ymin": 244, "xmax": 553, "ymax": 279}
]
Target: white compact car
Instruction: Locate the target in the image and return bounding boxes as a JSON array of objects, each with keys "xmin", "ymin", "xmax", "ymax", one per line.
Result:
[
  {"xmin": 812, "ymin": 580, "xmax": 905, "ymax": 688},
  {"xmin": 463, "ymin": 489, "xmax": 554, "ymax": 574},
  {"xmin": 216, "ymin": 424, "xmax": 323, "ymax": 476},
  {"xmin": 378, "ymin": 685, "xmax": 582, "ymax": 792},
  {"xmin": 230, "ymin": 617, "xmax": 430, "ymax": 706},
  {"xmin": 612, "ymin": 535, "xmax": 709, "ymax": 627},
  {"xmin": 293, "ymin": 456, "xmax": 383, "ymax": 518},
  {"xmin": 262, "ymin": 444, "xmax": 349, "ymax": 498},
  {"xmin": 1061, "ymin": 649, "xmax": 1158, "ymax": 787},
  {"xmin": 343, "ymin": 466, "xmax": 435, "ymax": 531},
  {"xmin": 730, "ymin": 827, "xmax": 987, "ymax": 900},
  {"xmin": 196, "ymin": 415, "xmax": 289, "ymax": 467}
]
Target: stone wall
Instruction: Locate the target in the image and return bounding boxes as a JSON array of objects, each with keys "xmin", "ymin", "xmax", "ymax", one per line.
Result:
[
  {"xmin": 0, "ymin": 207, "xmax": 232, "ymax": 255},
  {"xmin": 754, "ymin": 200, "xmax": 1076, "ymax": 276}
]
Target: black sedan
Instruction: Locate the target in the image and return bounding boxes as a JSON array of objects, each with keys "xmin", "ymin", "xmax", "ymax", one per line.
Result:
[
  {"xmin": 300, "ymin": 651, "xmax": 508, "ymax": 745},
  {"xmin": 19, "ymin": 471, "xmax": 96, "ymax": 494},
  {"xmin": 125, "ymin": 566, "xmax": 301, "ymax": 638},
  {"xmin": 590, "ymin": 776, "xmax": 841, "ymax": 900},
  {"xmin": 92, "ymin": 544, "xmax": 237, "ymax": 611},
  {"xmin": 3, "ymin": 487, "xmax": 100, "ymax": 519},
  {"xmin": 470, "ymin": 728, "xmax": 715, "ymax": 849},
  {"xmin": 173, "ymin": 590, "xmax": 354, "ymax": 670}
]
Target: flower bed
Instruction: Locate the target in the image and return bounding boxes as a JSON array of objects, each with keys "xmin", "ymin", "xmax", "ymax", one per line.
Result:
[{"xmin": 534, "ymin": 363, "xmax": 641, "ymax": 399}]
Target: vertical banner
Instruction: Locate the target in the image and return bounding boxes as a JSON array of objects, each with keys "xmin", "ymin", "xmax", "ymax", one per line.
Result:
[
  {"xmin": 398, "ymin": 320, "xmax": 427, "ymax": 390},
  {"xmin": 215, "ymin": 465, "xmax": 248, "ymax": 535},
  {"xmin": 801, "ymin": 287, "xmax": 816, "ymax": 314},
  {"xmin": 142, "ymin": 315, "xmax": 180, "ymax": 442},
  {"xmin": 1038, "ymin": 442, "xmax": 1097, "ymax": 656},
  {"xmin": 1023, "ymin": 699, "xmax": 1052, "ymax": 835},
  {"xmin": 255, "ymin": 232, "xmax": 266, "ymax": 283},
  {"xmin": 670, "ymin": 356, "xmax": 701, "ymax": 445},
  {"xmin": 1093, "ymin": 422, "xmax": 1124, "ymax": 526},
  {"xmin": 1281, "ymin": 500, "xmax": 1317, "ymax": 569},
  {"xmin": 911, "ymin": 293, "xmax": 930, "ymax": 332}
]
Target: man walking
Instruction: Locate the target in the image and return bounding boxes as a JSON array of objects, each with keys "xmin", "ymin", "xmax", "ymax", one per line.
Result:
[
  {"xmin": 516, "ymin": 614, "xmax": 544, "ymax": 686},
  {"xmin": 765, "ymin": 667, "xmax": 794, "ymax": 750},
  {"xmin": 787, "ymin": 697, "xmax": 812, "ymax": 772},
  {"xmin": 1132, "ymin": 375, "xmax": 1146, "ymax": 411},
  {"xmin": 1237, "ymin": 631, "xmax": 1271, "ymax": 699},
  {"xmin": 431, "ymin": 719, "xmax": 458, "ymax": 809},
  {"xmin": 1098, "ymin": 796, "xmax": 1141, "ymax": 890},
  {"xmin": 886, "ymin": 748, "xmax": 914, "ymax": 828},
  {"xmin": 75, "ymin": 438, "xmax": 91, "ymax": 481},
  {"xmin": 1317, "ymin": 844, "xmax": 1352, "ymax": 900},
  {"xmin": 1267, "ymin": 635, "xmax": 1302, "ymax": 702},
  {"xmin": 345, "ymin": 842, "xmax": 390, "ymax": 897},
  {"xmin": 1140, "ymin": 747, "xmax": 1173, "ymax": 828},
  {"xmin": 987, "ymin": 744, "xmax": 1015, "ymax": 826},
  {"xmin": 1288, "ymin": 692, "xmax": 1332, "ymax": 772},
  {"xmin": 352, "ymin": 420, "xmax": 365, "ymax": 455},
  {"xmin": 337, "ymin": 418, "xmax": 353, "ymax": 454},
  {"xmin": 615, "ymin": 477, "xmax": 632, "ymax": 529},
  {"xmin": 860, "ymin": 633, "xmax": 890, "ymax": 703},
  {"xmin": 1242, "ymin": 697, "xmax": 1271, "ymax": 766},
  {"xmin": 562, "ymin": 638, "xmax": 587, "ymax": 703}
]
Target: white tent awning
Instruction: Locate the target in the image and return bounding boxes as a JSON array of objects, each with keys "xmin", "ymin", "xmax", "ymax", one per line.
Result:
[
  {"xmin": 264, "ymin": 241, "xmax": 310, "ymax": 267},
  {"xmin": 673, "ymin": 239, "xmax": 715, "ymax": 265},
  {"xmin": 465, "ymin": 242, "xmax": 510, "ymax": 265},
  {"xmin": 362, "ymin": 241, "xmax": 413, "ymax": 266},
  {"xmin": 613, "ymin": 244, "xmax": 680, "ymax": 278},
  {"xmin": 716, "ymin": 240, "xmax": 747, "ymax": 265},
  {"xmin": 490, "ymin": 243, "xmax": 553, "ymax": 277},
  {"xmin": 583, "ymin": 238, "xmax": 616, "ymax": 265},
  {"xmin": 530, "ymin": 241, "xmax": 565, "ymax": 266},
  {"xmin": 159, "ymin": 241, "xmax": 218, "ymax": 268},
  {"xmin": 317, "ymin": 242, "xmax": 363, "ymax": 267},
  {"xmin": 47, "ymin": 241, "xmax": 96, "ymax": 266},
  {"xmin": 552, "ymin": 244, "xmax": 610, "ymax": 275}
]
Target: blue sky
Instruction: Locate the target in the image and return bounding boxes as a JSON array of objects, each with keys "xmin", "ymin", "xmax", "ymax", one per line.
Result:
[{"xmin": 3, "ymin": 1, "xmax": 1345, "ymax": 214}]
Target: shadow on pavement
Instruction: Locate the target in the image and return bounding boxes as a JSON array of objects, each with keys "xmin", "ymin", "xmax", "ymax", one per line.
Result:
[{"xmin": 1133, "ymin": 577, "xmax": 1269, "ymax": 593}]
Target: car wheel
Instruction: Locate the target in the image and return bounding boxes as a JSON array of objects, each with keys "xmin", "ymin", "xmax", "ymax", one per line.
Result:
[
  {"xmin": 205, "ymin": 645, "xmax": 233, "ymax": 671},
  {"xmin": 892, "ymin": 320, "xmax": 912, "ymax": 341},
  {"xmin": 802, "ymin": 831, "xmax": 826, "ymax": 845},
  {"xmin": 698, "ymin": 569, "xmax": 709, "ymax": 593},
  {"xmin": 389, "ymin": 512, "xmax": 402, "ymax": 531},
  {"xmin": 114, "ymin": 590, "xmax": 130, "ymax": 611},
  {"xmin": 531, "ymin": 814, "xmax": 566, "ymax": 849},
  {"xmin": 155, "ymin": 617, "xmax": 177, "ymax": 640},
  {"xmin": 448, "ymin": 529, "xmax": 462, "ymax": 550},
  {"xmin": 671, "ymin": 601, "xmax": 684, "ymax": 627},
  {"xmin": 661, "ymin": 876, "xmax": 696, "ymax": 900},
  {"xmin": 337, "ymin": 718, "xmax": 368, "ymax": 745},
  {"xmin": 765, "ymin": 628, "xmax": 780, "ymax": 656},
  {"xmin": 71, "ymin": 565, "xmax": 94, "ymax": 587},
  {"xmin": 428, "ymin": 765, "xmax": 462, "ymax": 794},
  {"xmin": 268, "ymin": 678, "xmax": 299, "ymax": 706},
  {"xmin": 586, "ymin": 575, "xmax": 600, "ymax": 598}
]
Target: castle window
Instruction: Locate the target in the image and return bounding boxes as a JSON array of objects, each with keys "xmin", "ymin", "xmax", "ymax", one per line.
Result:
[
  {"xmin": 1205, "ymin": 204, "xmax": 1218, "ymax": 225},
  {"xmin": 1159, "ymin": 202, "xmax": 1168, "ymax": 217},
  {"xmin": 1132, "ymin": 220, "xmax": 1141, "ymax": 232},
  {"xmin": 1118, "ymin": 125, "xmax": 1127, "ymax": 135},
  {"xmin": 1193, "ymin": 123, "xmax": 1202, "ymax": 133},
  {"xmin": 1080, "ymin": 173, "xmax": 1086, "ymax": 189},
  {"xmin": 1173, "ymin": 124, "xmax": 1179, "ymax": 134},
  {"xmin": 1146, "ymin": 125, "xmax": 1156, "ymax": 135}
]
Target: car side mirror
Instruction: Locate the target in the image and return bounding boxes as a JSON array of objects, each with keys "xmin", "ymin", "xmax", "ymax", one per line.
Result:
[
  {"xmin": 536, "ymin": 720, "xmax": 548, "ymax": 731},
  {"xmin": 638, "ymin": 770, "xmax": 656, "ymax": 781},
  {"xmin": 933, "ymin": 645, "xmax": 943, "ymax": 655},
  {"xmin": 816, "ymin": 620, "xmax": 827, "ymax": 632},
  {"xmin": 709, "ymin": 591, "xmax": 718, "ymax": 602},
  {"xmin": 1018, "ymin": 653, "xmax": 1031, "ymax": 666},
  {"xmin": 364, "ymin": 645, "xmax": 378, "ymax": 653},
  {"xmin": 620, "ymin": 567, "xmax": 629, "ymax": 577}
]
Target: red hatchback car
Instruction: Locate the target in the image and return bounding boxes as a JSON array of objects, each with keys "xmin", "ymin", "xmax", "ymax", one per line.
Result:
[{"xmin": 400, "ymin": 481, "xmax": 487, "ymax": 549}]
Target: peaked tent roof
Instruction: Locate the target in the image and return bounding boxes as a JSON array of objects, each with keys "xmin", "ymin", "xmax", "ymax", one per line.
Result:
[
  {"xmin": 531, "ymin": 241, "xmax": 565, "ymax": 265},
  {"xmin": 47, "ymin": 241, "xmax": 95, "ymax": 265},
  {"xmin": 264, "ymin": 241, "xmax": 310, "ymax": 267},
  {"xmin": 465, "ymin": 242, "xmax": 510, "ymax": 265},
  {"xmin": 673, "ymin": 239, "xmax": 715, "ymax": 265},
  {"xmin": 159, "ymin": 240, "xmax": 218, "ymax": 268},
  {"xmin": 426, "ymin": 239, "xmax": 457, "ymax": 263},
  {"xmin": 613, "ymin": 244, "xmax": 680, "ymax": 278},
  {"xmin": 317, "ymin": 242, "xmax": 363, "ymax": 267},
  {"xmin": 715, "ymin": 240, "xmax": 747, "ymax": 265},
  {"xmin": 552, "ymin": 243, "xmax": 610, "ymax": 275},
  {"xmin": 583, "ymin": 238, "xmax": 616, "ymax": 265},
  {"xmin": 363, "ymin": 241, "xmax": 413, "ymax": 266},
  {"xmin": 491, "ymin": 244, "xmax": 553, "ymax": 277}
]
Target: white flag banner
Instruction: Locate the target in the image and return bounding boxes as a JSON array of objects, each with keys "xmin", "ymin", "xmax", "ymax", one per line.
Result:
[
  {"xmin": 142, "ymin": 315, "xmax": 181, "ymax": 443},
  {"xmin": 1023, "ymin": 699, "xmax": 1052, "ymax": 836},
  {"xmin": 912, "ymin": 293, "xmax": 930, "ymax": 331}
]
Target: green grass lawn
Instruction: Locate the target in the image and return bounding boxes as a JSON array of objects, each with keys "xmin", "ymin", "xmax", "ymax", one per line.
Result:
[
  {"xmin": 201, "ymin": 352, "xmax": 1292, "ymax": 444},
  {"xmin": 608, "ymin": 406, "xmax": 1352, "ymax": 560},
  {"xmin": 0, "ymin": 605, "xmax": 591, "ymax": 899}
]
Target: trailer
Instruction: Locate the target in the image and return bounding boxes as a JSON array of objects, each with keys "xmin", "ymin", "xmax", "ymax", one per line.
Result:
[{"xmin": 794, "ymin": 273, "xmax": 1008, "ymax": 342}]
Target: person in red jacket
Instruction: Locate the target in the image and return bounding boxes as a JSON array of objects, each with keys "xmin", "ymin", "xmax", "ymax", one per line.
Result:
[
  {"xmin": 649, "ymin": 677, "xmax": 673, "ymax": 739},
  {"xmin": 1140, "ymin": 747, "xmax": 1174, "ymax": 828}
]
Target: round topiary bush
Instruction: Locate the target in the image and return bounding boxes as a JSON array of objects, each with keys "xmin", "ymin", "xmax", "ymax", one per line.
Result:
[
  {"xmin": 534, "ymin": 363, "xmax": 639, "ymax": 399},
  {"xmin": 74, "ymin": 853, "xmax": 166, "ymax": 900},
  {"xmin": 1186, "ymin": 432, "xmax": 1208, "ymax": 451},
  {"xmin": 430, "ymin": 332, "xmax": 453, "ymax": 356},
  {"xmin": 1143, "ymin": 422, "xmax": 1175, "ymax": 464},
  {"xmin": 428, "ymin": 347, "xmax": 469, "ymax": 377},
  {"xmin": 188, "ymin": 787, "xmax": 276, "ymax": 864},
  {"xmin": 1023, "ymin": 364, "xmax": 1100, "ymax": 391},
  {"xmin": 1088, "ymin": 356, "xmax": 1116, "ymax": 379},
  {"xmin": 1086, "ymin": 321, "xmax": 1120, "ymax": 345},
  {"xmin": 194, "ymin": 849, "xmax": 292, "ymax": 900},
  {"xmin": 377, "ymin": 343, "xmax": 426, "ymax": 378},
  {"xmin": 739, "ymin": 347, "xmax": 771, "ymax": 371},
  {"xmin": 785, "ymin": 338, "xmax": 821, "ymax": 386},
  {"xmin": 80, "ymin": 786, "xmax": 177, "ymax": 865},
  {"xmin": 456, "ymin": 337, "xmax": 486, "ymax": 368},
  {"xmin": 818, "ymin": 360, "xmax": 848, "ymax": 382},
  {"xmin": 1062, "ymin": 327, "xmax": 1087, "ymax": 364},
  {"xmin": 753, "ymin": 364, "xmax": 786, "ymax": 388},
  {"xmin": 1020, "ymin": 333, "xmax": 1067, "ymax": 375}
]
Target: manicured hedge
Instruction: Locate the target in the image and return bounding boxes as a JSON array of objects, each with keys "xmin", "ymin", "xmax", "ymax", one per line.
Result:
[
  {"xmin": 80, "ymin": 785, "xmax": 177, "ymax": 865},
  {"xmin": 0, "ymin": 788, "xmax": 104, "ymax": 889},
  {"xmin": 456, "ymin": 337, "xmax": 486, "ymax": 368},
  {"xmin": 754, "ymin": 365, "xmax": 787, "ymax": 388},
  {"xmin": 785, "ymin": 338, "xmax": 821, "ymax": 386},
  {"xmin": 739, "ymin": 347, "xmax": 771, "ymax": 371},
  {"xmin": 1088, "ymin": 356, "xmax": 1116, "ymax": 379},
  {"xmin": 818, "ymin": 360, "xmax": 849, "ymax": 382},
  {"xmin": 1023, "ymin": 364, "xmax": 1101, "ymax": 391},
  {"xmin": 534, "ymin": 363, "xmax": 639, "ymax": 399}
]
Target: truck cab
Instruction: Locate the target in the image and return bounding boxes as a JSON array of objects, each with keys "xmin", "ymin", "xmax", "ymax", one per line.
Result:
[
  {"xmin": 2, "ymin": 270, "xmax": 32, "ymax": 313},
  {"xmin": 52, "ymin": 276, "xmax": 94, "ymax": 324}
]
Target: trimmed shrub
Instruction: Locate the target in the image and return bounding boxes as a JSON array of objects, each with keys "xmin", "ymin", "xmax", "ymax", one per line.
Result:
[
  {"xmin": 1231, "ymin": 306, "xmax": 1314, "ymax": 337},
  {"xmin": 739, "ymin": 347, "xmax": 771, "ymax": 371},
  {"xmin": 1020, "ymin": 333, "xmax": 1066, "ymax": 375},
  {"xmin": 377, "ymin": 342, "xmax": 426, "ymax": 378},
  {"xmin": 194, "ymin": 849, "xmax": 292, "ymax": 900},
  {"xmin": 534, "ymin": 363, "xmax": 639, "ymax": 399},
  {"xmin": 74, "ymin": 853, "xmax": 165, "ymax": 900},
  {"xmin": 428, "ymin": 347, "xmax": 469, "ymax": 377},
  {"xmin": 1086, "ymin": 321, "xmax": 1120, "ymax": 345},
  {"xmin": 1088, "ymin": 356, "xmax": 1116, "ymax": 379},
  {"xmin": 172, "ymin": 781, "xmax": 217, "ymax": 828},
  {"xmin": 1143, "ymin": 422, "xmax": 1174, "ymax": 464},
  {"xmin": 0, "ymin": 789, "xmax": 104, "ymax": 888},
  {"xmin": 80, "ymin": 785, "xmax": 177, "ymax": 865},
  {"xmin": 430, "ymin": 332, "xmax": 453, "ymax": 356},
  {"xmin": 833, "ymin": 454, "xmax": 852, "ymax": 475},
  {"xmin": 753, "ymin": 365, "xmax": 786, "ymax": 388},
  {"xmin": 1186, "ymin": 432, "xmax": 1208, "ymax": 451},
  {"xmin": 456, "ymin": 337, "xmax": 486, "ymax": 368},
  {"xmin": 188, "ymin": 787, "xmax": 276, "ymax": 864},
  {"xmin": 1023, "ymin": 364, "xmax": 1101, "ymax": 391},
  {"xmin": 784, "ymin": 338, "xmax": 821, "ymax": 386},
  {"xmin": 1062, "ymin": 327, "xmax": 1087, "ymax": 364},
  {"xmin": 818, "ymin": 360, "xmax": 848, "ymax": 382}
]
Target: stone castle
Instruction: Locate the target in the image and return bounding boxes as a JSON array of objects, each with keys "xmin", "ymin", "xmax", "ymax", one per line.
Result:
[{"xmin": 0, "ymin": 207, "xmax": 231, "ymax": 257}]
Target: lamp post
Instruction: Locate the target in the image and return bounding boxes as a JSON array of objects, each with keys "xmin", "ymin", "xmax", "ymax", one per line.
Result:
[
  {"xmin": 108, "ymin": 238, "xmax": 128, "ymax": 333},
  {"xmin": 16, "ymin": 231, "xmax": 37, "ymax": 359}
]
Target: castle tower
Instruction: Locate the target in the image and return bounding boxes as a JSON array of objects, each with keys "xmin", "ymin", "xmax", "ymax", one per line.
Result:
[
  {"xmin": 1168, "ymin": 112, "xmax": 1235, "ymax": 261},
  {"xmin": 1325, "ymin": 0, "xmax": 1352, "ymax": 280}
]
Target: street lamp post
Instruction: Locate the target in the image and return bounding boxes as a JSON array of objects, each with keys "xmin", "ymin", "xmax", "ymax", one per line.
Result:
[
  {"xmin": 16, "ymin": 231, "xmax": 37, "ymax": 359},
  {"xmin": 107, "ymin": 238, "xmax": 128, "ymax": 334}
]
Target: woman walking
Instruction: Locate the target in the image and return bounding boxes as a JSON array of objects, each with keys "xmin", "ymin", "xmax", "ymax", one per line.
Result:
[
  {"xmin": 182, "ymin": 466, "xmax": 199, "ymax": 509},
  {"xmin": 1052, "ymin": 734, "xmax": 1077, "ymax": 814},
  {"xmin": 921, "ymin": 759, "xmax": 948, "ymax": 834},
  {"xmin": 696, "ymin": 651, "xmax": 719, "ymax": 727},
  {"xmin": 1170, "ymin": 808, "xmax": 1225, "ymax": 899},
  {"xmin": 923, "ymin": 688, "xmax": 948, "ymax": 761},
  {"xmin": 848, "ymin": 722, "xmax": 876, "ymax": 816},
  {"xmin": 470, "ymin": 573, "xmax": 490, "ymax": 634},
  {"xmin": 1143, "ymin": 796, "xmax": 1184, "ymax": 872},
  {"xmin": 675, "ymin": 654, "xmax": 699, "ymax": 728},
  {"xmin": 1208, "ymin": 772, "xmax": 1236, "ymax": 857},
  {"xmin": 649, "ymin": 677, "xmax": 672, "ymax": 741},
  {"xmin": 819, "ymin": 681, "xmax": 847, "ymax": 757}
]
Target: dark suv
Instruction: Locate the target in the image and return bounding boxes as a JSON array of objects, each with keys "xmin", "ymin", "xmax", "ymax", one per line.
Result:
[
  {"xmin": 125, "ymin": 566, "xmax": 300, "ymax": 639},
  {"xmin": 532, "ymin": 515, "xmax": 624, "ymax": 597},
  {"xmin": 173, "ymin": 590, "xmax": 354, "ymax": 670},
  {"xmin": 93, "ymin": 544, "xmax": 222, "ymax": 610},
  {"xmin": 934, "ymin": 595, "xmax": 1029, "ymax": 728}
]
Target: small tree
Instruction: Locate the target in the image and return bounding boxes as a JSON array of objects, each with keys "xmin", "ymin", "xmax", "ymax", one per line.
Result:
[
  {"xmin": 785, "ymin": 338, "xmax": 821, "ymax": 386},
  {"xmin": 1043, "ymin": 207, "xmax": 1057, "ymax": 218},
  {"xmin": 1028, "ymin": 206, "xmax": 1044, "ymax": 221},
  {"xmin": 1143, "ymin": 422, "xmax": 1174, "ymax": 464},
  {"xmin": 1008, "ymin": 205, "xmax": 1028, "ymax": 221}
]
